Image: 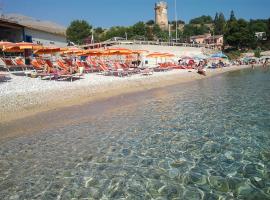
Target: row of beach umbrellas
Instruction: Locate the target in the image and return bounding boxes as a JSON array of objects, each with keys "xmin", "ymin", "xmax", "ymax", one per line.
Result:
[{"xmin": 0, "ymin": 41, "xmax": 230, "ymax": 61}]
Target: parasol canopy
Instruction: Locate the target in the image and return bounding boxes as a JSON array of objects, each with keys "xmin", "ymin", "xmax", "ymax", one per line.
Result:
[
  {"xmin": 34, "ymin": 46, "xmax": 61, "ymax": 55},
  {"xmin": 0, "ymin": 41, "xmax": 14, "ymax": 49},
  {"xmin": 211, "ymin": 52, "xmax": 228, "ymax": 59}
]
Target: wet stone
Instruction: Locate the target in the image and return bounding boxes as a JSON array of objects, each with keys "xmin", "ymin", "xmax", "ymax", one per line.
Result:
[
  {"xmin": 122, "ymin": 148, "xmax": 131, "ymax": 156},
  {"xmin": 182, "ymin": 188, "xmax": 202, "ymax": 200},
  {"xmin": 260, "ymin": 151, "xmax": 270, "ymax": 161},
  {"xmin": 170, "ymin": 159, "xmax": 186, "ymax": 168},
  {"xmin": 208, "ymin": 176, "xmax": 229, "ymax": 193}
]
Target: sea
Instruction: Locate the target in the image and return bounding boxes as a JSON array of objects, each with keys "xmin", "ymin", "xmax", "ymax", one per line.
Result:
[{"xmin": 0, "ymin": 67, "xmax": 270, "ymax": 199}]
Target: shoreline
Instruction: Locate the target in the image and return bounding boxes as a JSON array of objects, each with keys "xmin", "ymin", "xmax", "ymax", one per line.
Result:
[{"xmin": 0, "ymin": 65, "xmax": 252, "ymax": 124}]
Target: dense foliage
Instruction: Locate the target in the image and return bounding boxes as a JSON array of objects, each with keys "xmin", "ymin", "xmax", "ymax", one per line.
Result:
[
  {"xmin": 189, "ymin": 15, "xmax": 213, "ymax": 24},
  {"xmin": 66, "ymin": 20, "xmax": 92, "ymax": 45}
]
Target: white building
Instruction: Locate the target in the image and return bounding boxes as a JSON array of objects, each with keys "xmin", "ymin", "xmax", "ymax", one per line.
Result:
[
  {"xmin": 255, "ymin": 32, "xmax": 267, "ymax": 41},
  {"xmin": 0, "ymin": 14, "xmax": 67, "ymax": 47},
  {"xmin": 24, "ymin": 27, "xmax": 67, "ymax": 47}
]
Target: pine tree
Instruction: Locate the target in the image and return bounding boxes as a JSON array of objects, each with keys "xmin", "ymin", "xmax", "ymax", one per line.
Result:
[
  {"xmin": 214, "ymin": 12, "xmax": 226, "ymax": 35},
  {"xmin": 229, "ymin": 10, "xmax": 237, "ymax": 21}
]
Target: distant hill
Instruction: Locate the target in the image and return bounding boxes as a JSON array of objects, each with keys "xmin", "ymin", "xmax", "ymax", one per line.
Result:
[{"xmin": 3, "ymin": 13, "xmax": 66, "ymax": 36}]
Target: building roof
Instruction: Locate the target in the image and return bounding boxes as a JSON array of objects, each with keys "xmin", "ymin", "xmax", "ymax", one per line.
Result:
[
  {"xmin": 190, "ymin": 35, "xmax": 206, "ymax": 39},
  {"xmin": 190, "ymin": 34, "xmax": 223, "ymax": 40},
  {"xmin": 205, "ymin": 35, "xmax": 223, "ymax": 40},
  {"xmin": 1, "ymin": 14, "xmax": 66, "ymax": 36},
  {"xmin": 0, "ymin": 17, "xmax": 24, "ymax": 28}
]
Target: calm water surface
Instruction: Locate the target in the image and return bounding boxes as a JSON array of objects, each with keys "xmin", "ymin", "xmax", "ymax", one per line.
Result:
[{"xmin": 0, "ymin": 68, "xmax": 270, "ymax": 199}]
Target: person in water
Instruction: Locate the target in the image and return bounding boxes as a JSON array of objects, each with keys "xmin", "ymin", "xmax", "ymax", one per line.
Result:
[
  {"xmin": 197, "ymin": 62, "xmax": 206, "ymax": 76},
  {"xmin": 263, "ymin": 58, "xmax": 269, "ymax": 68}
]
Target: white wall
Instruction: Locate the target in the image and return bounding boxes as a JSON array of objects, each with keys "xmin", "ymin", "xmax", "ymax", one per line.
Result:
[{"xmin": 24, "ymin": 28, "xmax": 67, "ymax": 47}]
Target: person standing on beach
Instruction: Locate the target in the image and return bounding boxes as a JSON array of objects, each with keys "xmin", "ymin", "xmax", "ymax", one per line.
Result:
[{"xmin": 263, "ymin": 58, "xmax": 269, "ymax": 68}]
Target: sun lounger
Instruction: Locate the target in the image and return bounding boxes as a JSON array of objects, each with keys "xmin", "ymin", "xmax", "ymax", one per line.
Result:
[
  {"xmin": 0, "ymin": 57, "xmax": 25, "ymax": 73},
  {"xmin": 13, "ymin": 57, "xmax": 34, "ymax": 71},
  {"xmin": 140, "ymin": 68, "xmax": 153, "ymax": 75}
]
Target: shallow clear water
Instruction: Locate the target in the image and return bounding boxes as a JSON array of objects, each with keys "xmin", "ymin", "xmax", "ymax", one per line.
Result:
[{"xmin": 0, "ymin": 68, "xmax": 270, "ymax": 200}]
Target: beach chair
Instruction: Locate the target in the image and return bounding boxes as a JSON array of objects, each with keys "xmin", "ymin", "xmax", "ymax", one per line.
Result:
[
  {"xmin": 140, "ymin": 68, "xmax": 153, "ymax": 75},
  {"xmin": 56, "ymin": 60, "xmax": 83, "ymax": 81},
  {"xmin": 81, "ymin": 61, "xmax": 92, "ymax": 73},
  {"xmin": 1, "ymin": 57, "xmax": 23, "ymax": 72},
  {"xmin": 13, "ymin": 57, "xmax": 34, "ymax": 71},
  {"xmin": 30, "ymin": 59, "xmax": 55, "ymax": 80},
  {"xmin": 112, "ymin": 62, "xmax": 129, "ymax": 77},
  {"xmin": 0, "ymin": 57, "xmax": 8, "ymax": 71}
]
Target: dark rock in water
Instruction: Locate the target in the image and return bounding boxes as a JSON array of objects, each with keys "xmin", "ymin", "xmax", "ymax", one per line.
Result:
[
  {"xmin": 250, "ymin": 176, "xmax": 265, "ymax": 189},
  {"xmin": 227, "ymin": 177, "xmax": 244, "ymax": 191},
  {"xmin": 82, "ymin": 154, "xmax": 93, "ymax": 161},
  {"xmin": 170, "ymin": 159, "xmax": 186, "ymax": 168},
  {"xmin": 189, "ymin": 172, "xmax": 207, "ymax": 185},
  {"xmin": 182, "ymin": 188, "xmax": 202, "ymax": 199},
  {"xmin": 260, "ymin": 150, "xmax": 270, "ymax": 161},
  {"xmin": 140, "ymin": 158, "xmax": 154, "ymax": 167},
  {"xmin": 236, "ymin": 182, "xmax": 270, "ymax": 200},
  {"xmin": 243, "ymin": 164, "xmax": 263, "ymax": 179},
  {"xmin": 203, "ymin": 192, "xmax": 221, "ymax": 200},
  {"xmin": 208, "ymin": 176, "xmax": 229, "ymax": 193},
  {"xmin": 122, "ymin": 148, "xmax": 131, "ymax": 156}
]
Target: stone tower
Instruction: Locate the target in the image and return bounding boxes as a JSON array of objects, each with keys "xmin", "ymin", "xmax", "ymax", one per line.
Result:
[{"xmin": 155, "ymin": 1, "xmax": 168, "ymax": 30}]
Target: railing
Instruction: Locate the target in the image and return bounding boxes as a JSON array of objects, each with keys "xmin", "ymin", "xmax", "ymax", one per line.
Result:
[{"xmin": 80, "ymin": 40, "xmax": 218, "ymax": 50}]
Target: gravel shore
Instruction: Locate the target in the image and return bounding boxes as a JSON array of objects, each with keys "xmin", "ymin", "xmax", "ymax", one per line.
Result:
[{"xmin": 0, "ymin": 65, "xmax": 251, "ymax": 123}]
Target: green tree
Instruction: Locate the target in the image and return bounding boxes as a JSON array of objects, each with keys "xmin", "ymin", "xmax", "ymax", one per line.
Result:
[
  {"xmin": 170, "ymin": 20, "xmax": 185, "ymax": 26},
  {"xmin": 229, "ymin": 10, "xmax": 237, "ymax": 22},
  {"xmin": 249, "ymin": 20, "xmax": 268, "ymax": 33},
  {"xmin": 103, "ymin": 26, "xmax": 128, "ymax": 41},
  {"xmin": 190, "ymin": 15, "xmax": 213, "ymax": 24},
  {"xmin": 214, "ymin": 13, "xmax": 226, "ymax": 35},
  {"xmin": 225, "ymin": 19, "xmax": 255, "ymax": 49},
  {"xmin": 183, "ymin": 24, "xmax": 209, "ymax": 37},
  {"xmin": 66, "ymin": 20, "xmax": 92, "ymax": 44},
  {"xmin": 146, "ymin": 20, "xmax": 155, "ymax": 25},
  {"xmin": 254, "ymin": 47, "xmax": 261, "ymax": 57},
  {"xmin": 131, "ymin": 22, "xmax": 146, "ymax": 37}
]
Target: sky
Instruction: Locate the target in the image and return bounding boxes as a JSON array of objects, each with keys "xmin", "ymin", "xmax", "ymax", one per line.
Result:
[{"xmin": 1, "ymin": 0, "xmax": 270, "ymax": 28}]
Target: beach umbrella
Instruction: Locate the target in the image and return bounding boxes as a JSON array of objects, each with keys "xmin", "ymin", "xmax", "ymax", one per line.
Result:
[
  {"xmin": 79, "ymin": 49, "xmax": 105, "ymax": 56},
  {"xmin": 162, "ymin": 53, "xmax": 175, "ymax": 58},
  {"xmin": 194, "ymin": 54, "xmax": 208, "ymax": 60},
  {"xmin": 2, "ymin": 45, "xmax": 24, "ymax": 53},
  {"xmin": 104, "ymin": 48, "xmax": 133, "ymax": 55},
  {"xmin": 34, "ymin": 46, "xmax": 61, "ymax": 55},
  {"xmin": 61, "ymin": 47, "xmax": 84, "ymax": 55},
  {"xmin": 3, "ymin": 42, "xmax": 42, "ymax": 52},
  {"xmin": 0, "ymin": 41, "xmax": 14, "ymax": 49},
  {"xmin": 146, "ymin": 52, "xmax": 166, "ymax": 58},
  {"xmin": 211, "ymin": 52, "xmax": 228, "ymax": 59}
]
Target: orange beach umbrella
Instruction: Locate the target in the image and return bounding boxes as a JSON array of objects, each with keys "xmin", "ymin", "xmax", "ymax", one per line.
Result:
[
  {"xmin": 34, "ymin": 46, "xmax": 61, "ymax": 55},
  {"xmin": 146, "ymin": 52, "xmax": 167, "ymax": 58},
  {"xmin": 15, "ymin": 42, "xmax": 42, "ymax": 50},
  {"xmin": 0, "ymin": 41, "xmax": 14, "ymax": 49}
]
